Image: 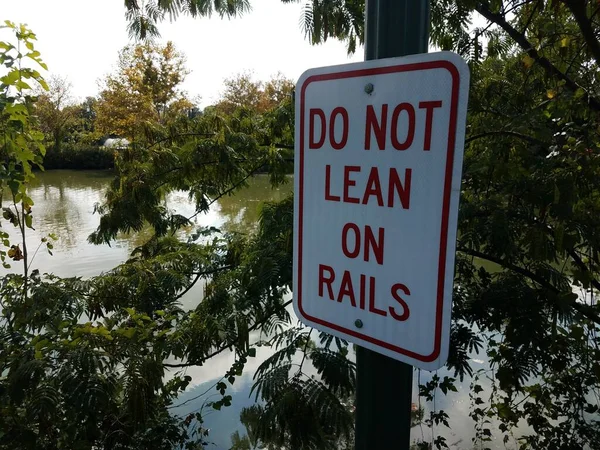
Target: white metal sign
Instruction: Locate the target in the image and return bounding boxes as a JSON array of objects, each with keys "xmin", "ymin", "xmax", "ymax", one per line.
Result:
[{"xmin": 293, "ymin": 52, "xmax": 470, "ymax": 370}]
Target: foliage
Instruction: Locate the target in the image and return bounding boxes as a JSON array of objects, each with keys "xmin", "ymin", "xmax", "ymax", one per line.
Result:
[
  {"xmin": 5, "ymin": 1, "xmax": 600, "ymax": 449},
  {"xmin": 213, "ymin": 72, "xmax": 294, "ymax": 115},
  {"xmin": 207, "ymin": 1, "xmax": 600, "ymax": 448},
  {"xmin": 279, "ymin": 1, "xmax": 600, "ymax": 448},
  {"xmin": 95, "ymin": 41, "xmax": 193, "ymax": 140},
  {"xmin": 443, "ymin": 2, "xmax": 600, "ymax": 448},
  {"xmin": 122, "ymin": 0, "xmax": 364, "ymax": 54},
  {"xmin": 206, "ymin": 1, "xmax": 600, "ymax": 448},
  {"xmin": 0, "ymin": 270, "xmax": 210, "ymax": 450},
  {"xmin": 123, "ymin": 0, "xmax": 251, "ymax": 40},
  {"xmin": 87, "ymin": 104, "xmax": 292, "ymax": 245},
  {"xmin": 239, "ymin": 328, "xmax": 355, "ymax": 450},
  {"xmin": 1, "ymin": 18, "xmax": 300, "ymax": 448},
  {"xmin": 0, "ymin": 23, "xmax": 211, "ymax": 450},
  {"xmin": 291, "ymin": 0, "xmax": 365, "ymax": 54},
  {"xmin": 0, "ymin": 20, "xmax": 47, "ymax": 272}
]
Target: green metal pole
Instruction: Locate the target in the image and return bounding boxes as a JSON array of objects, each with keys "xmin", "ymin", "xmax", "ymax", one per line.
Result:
[
  {"xmin": 364, "ymin": 0, "xmax": 430, "ymax": 60},
  {"xmin": 355, "ymin": 1, "xmax": 430, "ymax": 449}
]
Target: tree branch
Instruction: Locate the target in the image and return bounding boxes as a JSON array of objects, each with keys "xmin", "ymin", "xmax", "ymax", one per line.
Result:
[
  {"xmin": 163, "ymin": 299, "xmax": 293, "ymax": 368},
  {"xmin": 146, "ymin": 132, "xmax": 216, "ymax": 151},
  {"xmin": 458, "ymin": 246, "xmax": 560, "ymax": 293},
  {"xmin": 475, "ymin": 2, "xmax": 600, "ymax": 113},
  {"xmin": 457, "ymin": 246, "xmax": 600, "ymax": 325},
  {"xmin": 174, "ymin": 265, "xmax": 233, "ymax": 301},
  {"xmin": 296, "ymin": 328, "xmax": 313, "ymax": 376},
  {"xmin": 168, "ymin": 376, "xmax": 225, "ymax": 410},
  {"xmin": 465, "ymin": 130, "xmax": 548, "ymax": 146},
  {"xmin": 524, "ymin": 213, "xmax": 600, "ymax": 294},
  {"xmin": 519, "ymin": 0, "xmax": 540, "ymax": 35},
  {"xmin": 562, "ymin": 0, "xmax": 600, "ymax": 65},
  {"xmin": 273, "ymin": 143, "xmax": 294, "ymax": 150},
  {"xmin": 186, "ymin": 158, "xmax": 269, "ymax": 223},
  {"xmin": 567, "ymin": 247, "xmax": 600, "ymax": 293}
]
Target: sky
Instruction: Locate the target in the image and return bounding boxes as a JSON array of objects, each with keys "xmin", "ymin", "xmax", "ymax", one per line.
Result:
[{"xmin": 1, "ymin": 0, "xmax": 364, "ymax": 107}]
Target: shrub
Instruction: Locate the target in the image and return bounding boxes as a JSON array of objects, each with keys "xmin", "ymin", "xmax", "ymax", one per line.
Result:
[{"xmin": 43, "ymin": 144, "xmax": 114, "ymax": 170}]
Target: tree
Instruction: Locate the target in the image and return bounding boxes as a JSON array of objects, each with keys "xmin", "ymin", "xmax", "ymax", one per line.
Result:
[
  {"xmin": 213, "ymin": 72, "xmax": 294, "ymax": 115},
  {"xmin": 0, "ymin": 23, "xmax": 216, "ymax": 450},
  {"xmin": 295, "ymin": 0, "xmax": 364, "ymax": 54},
  {"xmin": 121, "ymin": 0, "xmax": 364, "ymax": 53},
  {"xmin": 34, "ymin": 75, "xmax": 78, "ymax": 150},
  {"xmin": 440, "ymin": 3, "xmax": 600, "ymax": 447},
  {"xmin": 68, "ymin": 96, "xmax": 102, "ymax": 145},
  {"xmin": 0, "ymin": 20, "xmax": 47, "ymax": 274},
  {"xmin": 95, "ymin": 41, "xmax": 193, "ymax": 140},
  {"xmin": 230, "ymin": 429, "xmax": 260, "ymax": 450},
  {"xmin": 123, "ymin": 0, "xmax": 252, "ymax": 39}
]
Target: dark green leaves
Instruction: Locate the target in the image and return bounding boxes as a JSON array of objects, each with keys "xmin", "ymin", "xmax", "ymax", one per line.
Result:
[{"xmin": 125, "ymin": 0, "xmax": 252, "ymax": 40}]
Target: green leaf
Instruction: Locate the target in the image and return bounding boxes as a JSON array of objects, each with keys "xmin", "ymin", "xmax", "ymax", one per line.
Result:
[
  {"xmin": 8, "ymin": 181, "xmax": 19, "ymax": 196},
  {"xmin": 15, "ymin": 80, "xmax": 31, "ymax": 90},
  {"xmin": 25, "ymin": 50, "xmax": 41, "ymax": 59},
  {"xmin": 0, "ymin": 69, "xmax": 19, "ymax": 85},
  {"xmin": 120, "ymin": 327, "xmax": 136, "ymax": 339}
]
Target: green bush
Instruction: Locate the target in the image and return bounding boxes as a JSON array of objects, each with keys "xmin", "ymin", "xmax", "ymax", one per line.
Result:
[{"xmin": 43, "ymin": 144, "xmax": 115, "ymax": 170}]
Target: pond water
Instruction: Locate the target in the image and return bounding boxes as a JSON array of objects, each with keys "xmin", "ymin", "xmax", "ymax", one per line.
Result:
[{"xmin": 0, "ymin": 170, "xmax": 524, "ymax": 449}]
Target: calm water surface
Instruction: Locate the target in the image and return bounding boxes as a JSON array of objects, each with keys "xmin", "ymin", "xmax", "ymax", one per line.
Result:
[{"xmin": 1, "ymin": 170, "xmax": 523, "ymax": 449}]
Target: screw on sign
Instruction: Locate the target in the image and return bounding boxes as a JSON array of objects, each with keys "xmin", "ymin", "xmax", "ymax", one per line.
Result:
[{"xmin": 293, "ymin": 52, "xmax": 470, "ymax": 371}]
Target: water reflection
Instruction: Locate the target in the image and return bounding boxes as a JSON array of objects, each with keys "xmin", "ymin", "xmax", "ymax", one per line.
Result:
[
  {"xmin": 1, "ymin": 171, "xmax": 293, "ymax": 280},
  {"xmin": 217, "ymin": 177, "xmax": 293, "ymax": 232}
]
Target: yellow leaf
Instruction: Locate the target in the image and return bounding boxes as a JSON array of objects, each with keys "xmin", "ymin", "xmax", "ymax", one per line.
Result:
[
  {"xmin": 7, "ymin": 245, "xmax": 23, "ymax": 261},
  {"xmin": 561, "ymin": 37, "xmax": 570, "ymax": 47},
  {"xmin": 522, "ymin": 54, "xmax": 535, "ymax": 69},
  {"xmin": 547, "ymin": 89, "xmax": 557, "ymax": 99}
]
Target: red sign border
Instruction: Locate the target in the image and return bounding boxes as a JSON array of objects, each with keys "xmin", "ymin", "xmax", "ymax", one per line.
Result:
[{"xmin": 297, "ymin": 59, "xmax": 461, "ymax": 363}]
